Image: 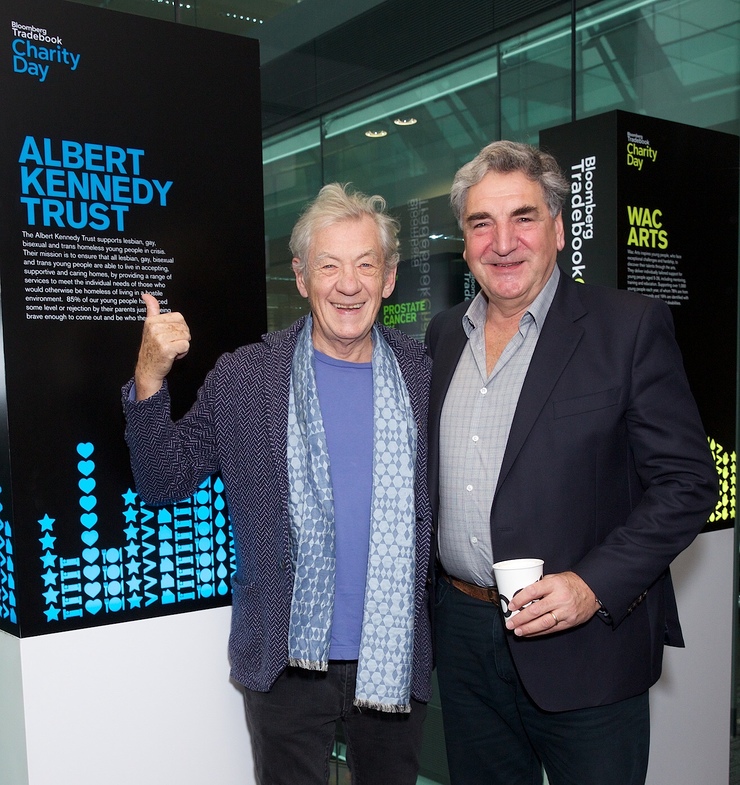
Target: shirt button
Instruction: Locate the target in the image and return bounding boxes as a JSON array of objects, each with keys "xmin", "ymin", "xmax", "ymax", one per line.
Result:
[
  {"xmin": 472, "ymin": 435, "xmax": 479, "ymax": 442},
  {"xmin": 471, "ymin": 536, "xmax": 478, "ymax": 544},
  {"xmin": 466, "ymin": 484, "xmax": 473, "ymax": 492},
  {"xmin": 480, "ymin": 387, "xmax": 488, "ymax": 395}
]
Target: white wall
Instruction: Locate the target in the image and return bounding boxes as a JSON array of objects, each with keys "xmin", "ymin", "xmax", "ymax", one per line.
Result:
[
  {"xmin": 1, "ymin": 529, "xmax": 733, "ymax": 785},
  {"xmin": 0, "ymin": 629, "xmax": 29, "ymax": 784},
  {"xmin": 647, "ymin": 527, "xmax": 734, "ymax": 784},
  {"xmin": 1, "ymin": 606, "xmax": 255, "ymax": 785}
]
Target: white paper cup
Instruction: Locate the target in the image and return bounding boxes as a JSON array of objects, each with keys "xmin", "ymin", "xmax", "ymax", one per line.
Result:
[{"xmin": 492, "ymin": 558, "xmax": 544, "ymax": 618}]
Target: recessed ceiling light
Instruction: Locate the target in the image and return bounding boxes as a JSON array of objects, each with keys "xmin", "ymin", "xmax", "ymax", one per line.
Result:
[
  {"xmin": 364, "ymin": 130, "xmax": 388, "ymax": 138},
  {"xmin": 393, "ymin": 118, "xmax": 417, "ymax": 126}
]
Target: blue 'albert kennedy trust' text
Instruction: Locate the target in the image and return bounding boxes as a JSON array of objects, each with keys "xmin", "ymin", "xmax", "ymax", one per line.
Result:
[{"xmin": 18, "ymin": 136, "xmax": 174, "ymax": 232}]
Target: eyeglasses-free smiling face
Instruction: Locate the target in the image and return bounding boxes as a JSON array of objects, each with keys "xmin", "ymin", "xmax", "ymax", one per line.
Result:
[
  {"xmin": 293, "ymin": 216, "xmax": 396, "ymax": 363},
  {"xmin": 463, "ymin": 169, "xmax": 565, "ymax": 318}
]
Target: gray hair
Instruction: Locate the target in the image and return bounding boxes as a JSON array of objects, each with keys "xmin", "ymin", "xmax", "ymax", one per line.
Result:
[
  {"xmin": 290, "ymin": 183, "xmax": 400, "ymax": 276},
  {"xmin": 450, "ymin": 140, "xmax": 570, "ymax": 227}
]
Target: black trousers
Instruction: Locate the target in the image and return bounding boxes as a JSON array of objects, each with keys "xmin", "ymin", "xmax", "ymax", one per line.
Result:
[
  {"xmin": 242, "ymin": 661, "xmax": 427, "ymax": 785},
  {"xmin": 435, "ymin": 577, "xmax": 650, "ymax": 785}
]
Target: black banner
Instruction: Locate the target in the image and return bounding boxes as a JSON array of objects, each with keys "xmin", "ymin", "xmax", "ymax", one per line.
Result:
[
  {"xmin": 541, "ymin": 111, "xmax": 738, "ymax": 532},
  {"xmin": 383, "ymin": 193, "xmax": 476, "ymax": 343},
  {"xmin": 0, "ymin": 0, "xmax": 265, "ymax": 635}
]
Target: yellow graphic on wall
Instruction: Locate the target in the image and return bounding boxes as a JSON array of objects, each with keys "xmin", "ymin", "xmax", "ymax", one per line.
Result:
[{"xmin": 708, "ymin": 436, "xmax": 735, "ymax": 525}]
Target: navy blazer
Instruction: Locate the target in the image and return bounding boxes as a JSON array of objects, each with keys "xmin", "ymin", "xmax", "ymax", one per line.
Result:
[
  {"xmin": 427, "ymin": 273, "xmax": 718, "ymax": 712},
  {"xmin": 124, "ymin": 317, "xmax": 434, "ymax": 702}
]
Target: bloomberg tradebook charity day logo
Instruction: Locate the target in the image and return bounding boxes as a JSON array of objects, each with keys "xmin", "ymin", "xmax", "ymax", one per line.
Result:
[{"xmin": 10, "ymin": 19, "xmax": 81, "ymax": 82}]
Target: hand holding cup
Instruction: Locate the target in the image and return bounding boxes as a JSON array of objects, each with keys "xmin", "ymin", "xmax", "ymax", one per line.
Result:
[{"xmin": 492, "ymin": 558, "xmax": 543, "ymax": 618}]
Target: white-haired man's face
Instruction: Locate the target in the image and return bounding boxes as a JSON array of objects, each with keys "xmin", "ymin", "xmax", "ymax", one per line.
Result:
[{"xmin": 293, "ymin": 216, "xmax": 395, "ymax": 363}]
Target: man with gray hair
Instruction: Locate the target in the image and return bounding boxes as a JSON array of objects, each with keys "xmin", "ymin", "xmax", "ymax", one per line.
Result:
[
  {"xmin": 426, "ymin": 141, "xmax": 717, "ymax": 784},
  {"xmin": 124, "ymin": 183, "xmax": 433, "ymax": 784}
]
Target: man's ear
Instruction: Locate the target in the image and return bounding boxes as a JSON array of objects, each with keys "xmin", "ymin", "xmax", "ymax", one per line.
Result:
[
  {"xmin": 555, "ymin": 213, "xmax": 565, "ymax": 252},
  {"xmin": 382, "ymin": 267, "xmax": 397, "ymax": 299},
  {"xmin": 293, "ymin": 258, "xmax": 309, "ymax": 299}
]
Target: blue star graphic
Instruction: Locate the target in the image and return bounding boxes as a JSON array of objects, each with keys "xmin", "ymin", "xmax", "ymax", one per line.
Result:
[
  {"xmin": 44, "ymin": 605, "xmax": 61, "ymax": 622},
  {"xmin": 41, "ymin": 569, "xmax": 58, "ymax": 587},
  {"xmin": 39, "ymin": 532, "xmax": 56, "ymax": 551},
  {"xmin": 124, "ymin": 542, "xmax": 141, "ymax": 558},
  {"xmin": 125, "ymin": 558, "xmax": 141, "ymax": 575},
  {"xmin": 128, "ymin": 593, "xmax": 142, "ymax": 608},
  {"xmin": 123, "ymin": 507, "xmax": 139, "ymax": 524},
  {"xmin": 42, "ymin": 587, "xmax": 60, "ymax": 604},
  {"xmin": 38, "ymin": 514, "xmax": 55, "ymax": 532},
  {"xmin": 40, "ymin": 552, "xmax": 57, "ymax": 569},
  {"xmin": 122, "ymin": 488, "xmax": 138, "ymax": 506},
  {"xmin": 123, "ymin": 522, "xmax": 139, "ymax": 540},
  {"xmin": 127, "ymin": 576, "xmax": 142, "ymax": 592}
]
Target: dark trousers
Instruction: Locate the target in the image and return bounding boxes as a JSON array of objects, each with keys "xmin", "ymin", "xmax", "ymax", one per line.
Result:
[
  {"xmin": 435, "ymin": 577, "xmax": 650, "ymax": 785},
  {"xmin": 242, "ymin": 661, "xmax": 427, "ymax": 785}
]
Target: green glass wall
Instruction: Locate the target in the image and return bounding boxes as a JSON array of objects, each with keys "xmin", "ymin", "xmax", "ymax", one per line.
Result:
[{"xmin": 262, "ymin": 0, "xmax": 739, "ymax": 331}]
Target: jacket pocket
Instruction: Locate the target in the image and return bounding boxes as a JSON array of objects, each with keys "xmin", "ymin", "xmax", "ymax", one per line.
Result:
[{"xmin": 551, "ymin": 386, "xmax": 621, "ymax": 418}]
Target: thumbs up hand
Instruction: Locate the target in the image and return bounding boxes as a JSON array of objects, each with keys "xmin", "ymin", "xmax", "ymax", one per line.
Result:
[{"xmin": 134, "ymin": 293, "xmax": 191, "ymax": 400}]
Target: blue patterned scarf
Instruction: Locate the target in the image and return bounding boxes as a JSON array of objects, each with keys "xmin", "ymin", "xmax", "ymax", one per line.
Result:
[{"xmin": 286, "ymin": 317, "xmax": 417, "ymax": 712}]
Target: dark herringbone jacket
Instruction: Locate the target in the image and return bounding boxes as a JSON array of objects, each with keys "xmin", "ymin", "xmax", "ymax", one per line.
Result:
[{"xmin": 123, "ymin": 317, "xmax": 434, "ymax": 701}]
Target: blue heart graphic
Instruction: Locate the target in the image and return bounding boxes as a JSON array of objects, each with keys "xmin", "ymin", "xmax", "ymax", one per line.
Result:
[
  {"xmin": 78, "ymin": 478, "xmax": 96, "ymax": 494},
  {"xmin": 77, "ymin": 443, "xmax": 94, "ymax": 459},
  {"xmin": 83, "ymin": 565, "xmax": 100, "ymax": 580},
  {"xmin": 82, "ymin": 547, "xmax": 99, "ymax": 563},
  {"xmin": 81, "ymin": 530, "xmax": 98, "ymax": 546},
  {"xmin": 78, "ymin": 460, "xmax": 95, "ymax": 477},
  {"xmin": 80, "ymin": 513, "xmax": 98, "ymax": 529},
  {"xmin": 79, "ymin": 495, "xmax": 97, "ymax": 512},
  {"xmin": 84, "ymin": 582, "xmax": 102, "ymax": 598},
  {"xmin": 85, "ymin": 599, "xmax": 103, "ymax": 614}
]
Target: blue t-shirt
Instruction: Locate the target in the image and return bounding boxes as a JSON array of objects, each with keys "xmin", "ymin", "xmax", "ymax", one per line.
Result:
[{"xmin": 314, "ymin": 349, "xmax": 373, "ymax": 660}]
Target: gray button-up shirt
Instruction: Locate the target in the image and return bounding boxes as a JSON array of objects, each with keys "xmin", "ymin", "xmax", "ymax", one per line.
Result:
[{"xmin": 437, "ymin": 266, "xmax": 560, "ymax": 585}]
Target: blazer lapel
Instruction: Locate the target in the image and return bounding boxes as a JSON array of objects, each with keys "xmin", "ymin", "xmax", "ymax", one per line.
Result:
[
  {"xmin": 428, "ymin": 312, "xmax": 468, "ymax": 516},
  {"xmin": 429, "ymin": 324, "xmax": 467, "ymax": 419},
  {"xmin": 495, "ymin": 275, "xmax": 586, "ymax": 493}
]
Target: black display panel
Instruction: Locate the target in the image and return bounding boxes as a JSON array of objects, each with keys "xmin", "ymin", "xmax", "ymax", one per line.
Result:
[
  {"xmin": 541, "ymin": 111, "xmax": 738, "ymax": 532},
  {"xmin": 0, "ymin": 0, "xmax": 266, "ymax": 635},
  {"xmin": 382, "ymin": 193, "xmax": 478, "ymax": 343}
]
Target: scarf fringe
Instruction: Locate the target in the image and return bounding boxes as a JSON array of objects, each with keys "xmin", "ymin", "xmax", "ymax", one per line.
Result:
[
  {"xmin": 353, "ymin": 698, "xmax": 411, "ymax": 714},
  {"xmin": 289, "ymin": 657, "xmax": 328, "ymax": 672}
]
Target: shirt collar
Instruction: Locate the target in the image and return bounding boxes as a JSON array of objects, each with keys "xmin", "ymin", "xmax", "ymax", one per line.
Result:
[{"xmin": 462, "ymin": 264, "xmax": 560, "ymax": 337}]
